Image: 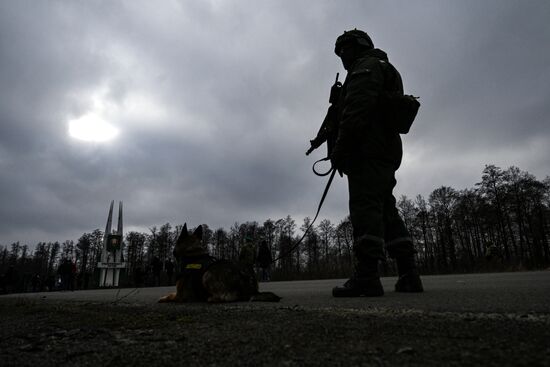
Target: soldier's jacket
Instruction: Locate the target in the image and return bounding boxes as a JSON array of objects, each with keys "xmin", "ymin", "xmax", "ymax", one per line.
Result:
[{"xmin": 335, "ymin": 48, "xmax": 404, "ymax": 171}]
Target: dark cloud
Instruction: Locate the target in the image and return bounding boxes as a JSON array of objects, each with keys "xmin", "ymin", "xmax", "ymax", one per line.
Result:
[{"xmin": 1, "ymin": 1, "xmax": 549, "ymax": 246}]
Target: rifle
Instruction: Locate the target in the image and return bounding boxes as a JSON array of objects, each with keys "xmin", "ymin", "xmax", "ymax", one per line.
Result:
[{"xmin": 305, "ymin": 73, "xmax": 342, "ymax": 157}]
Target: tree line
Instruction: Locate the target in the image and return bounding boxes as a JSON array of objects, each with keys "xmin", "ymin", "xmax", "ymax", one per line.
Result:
[{"xmin": 1, "ymin": 164, "xmax": 548, "ymax": 292}]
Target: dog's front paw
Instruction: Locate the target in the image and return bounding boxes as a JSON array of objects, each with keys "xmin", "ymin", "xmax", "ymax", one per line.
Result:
[{"xmin": 158, "ymin": 293, "xmax": 177, "ymax": 303}]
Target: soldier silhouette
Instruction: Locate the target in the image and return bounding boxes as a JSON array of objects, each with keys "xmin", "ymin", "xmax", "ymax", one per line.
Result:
[{"xmin": 324, "ymin": 29, "xmax": 424, "ymax": 297}]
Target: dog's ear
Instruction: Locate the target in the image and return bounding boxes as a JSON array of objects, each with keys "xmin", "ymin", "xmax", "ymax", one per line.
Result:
[
  {"xmin": 193, "ymin": 225, "xmax": 203, "ymax": 240},
  {"xmin": 177, "ymin": 223, "xmax": 188, "ymax": 244}
]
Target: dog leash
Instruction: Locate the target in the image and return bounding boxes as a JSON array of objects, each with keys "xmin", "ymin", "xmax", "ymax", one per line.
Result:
[
  {"xmin": 271, "ymin": 157, "xmax": 336, "ymax": 263},
  {"xmin": 312, "ymin": 157, "xmax": 334, "ymax": 177},
  {"xmin": 112, "ymin": 287, "xmax": 140, "ymax": 304}
]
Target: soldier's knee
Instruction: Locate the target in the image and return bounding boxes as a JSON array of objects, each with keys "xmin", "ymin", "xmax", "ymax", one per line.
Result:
[
  {"xmin": 385, "ymin": 237, "xmax": 415, "ymax": 259},
  {"xmin": 354, "ymin": 234, "xmax": 385, "ymax": 260}
]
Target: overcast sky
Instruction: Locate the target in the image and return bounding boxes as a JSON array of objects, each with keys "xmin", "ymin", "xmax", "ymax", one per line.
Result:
[{"xmin": 1, "ymin": 1, "xmax": 549, "ymax": 247}]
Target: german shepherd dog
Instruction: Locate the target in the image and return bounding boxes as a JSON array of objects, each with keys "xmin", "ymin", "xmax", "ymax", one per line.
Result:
[{"xmin": 159, "ymin": 224, "xmax": 281, "ymax": 303}]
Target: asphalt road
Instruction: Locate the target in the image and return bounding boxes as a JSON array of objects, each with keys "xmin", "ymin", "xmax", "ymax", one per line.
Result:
[
  {"xmin": 5, "ymin": 271, "xmax": 550, "ymax": 314},
  {"xmin": 2, "ymin": 271, "xmax": 549, "ymax": 366}
]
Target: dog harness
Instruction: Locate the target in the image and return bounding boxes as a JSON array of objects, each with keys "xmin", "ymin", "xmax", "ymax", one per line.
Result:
[
  {"xmin": 176, "ymin": 254, "xmax": 217, "ymax": 278},
  {"xmin": 175, "ymin": 254, "xmax": 218, "ymax": 300}
]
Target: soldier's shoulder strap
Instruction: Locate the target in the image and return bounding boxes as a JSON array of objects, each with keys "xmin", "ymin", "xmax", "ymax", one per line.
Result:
[
  {"xmin": 377, "ymin": 59, "xmax": 403, "ymax": 94},
  {"xmin": 349, "ymin": 56, "xmax": 380, "ymax": 78}
]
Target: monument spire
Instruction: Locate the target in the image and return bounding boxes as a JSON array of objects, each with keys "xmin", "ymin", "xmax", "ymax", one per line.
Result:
[
  {"xmin": 105, "ymin": 200, "xmax": 114, "ymax": 236},
  {"xmin": 117, "ymin": 201, "xmax": 123, "ymax": 235},
  {"xmin": 98, "ymin": 200, "xmax": 126, "ymax": 287}
]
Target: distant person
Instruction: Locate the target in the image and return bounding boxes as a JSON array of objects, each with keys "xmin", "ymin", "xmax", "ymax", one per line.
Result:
[
  {"xmin": 70, "ymin": 260, "xmax": 76, "ymax": 291},
  {"xmin": 485, "ymin": 241, "xmax": 500, "ymax": 260},
  {"xmin": 31, "ymin": 273, "xmax": 41, "ymax": 292},
  {"xmin": 485, "ymin": 241, "xmax": 502, "ymax": 270},
  {"xmin": 46, "ymin": 274, "xmax": 55, "ymax": 291},
  {"xmin": 133, "ymin": 266, "xmax": 144, "ymax": 287},
  {"xmin": 165, "ymin": 259, "xmax": 174, "ymax": 285},
  {"xmin": 4, "ymin": 265, "xmax": 18, "ymax": 293},
  {"xmin": 57, "ymin": 258, "xmax": 71, "ymax": 291},
  {"xmin": 76, "ymin": 271, "xmax": 83, "ymax": 290},
  {"xmin": 318, "ymin": 29, "xmax": 424, "ymax": 297},
  {"xmin": 83, "ymin": 272, "xmax": 90, "ymax": 289},
  {"xmin": 151, "ymin": 256, "xmax": 162, "ymax": 286},
  {"xmin": 0, "ymin": 273, "xmax": 5, "ymax": 294},
  {"xmin": 256, "ymin": 240, "xmax": 272, "ymax": 282},
  {"xmin": 239, "ymin": 236, "xmax": 257, "ymax": 275}
]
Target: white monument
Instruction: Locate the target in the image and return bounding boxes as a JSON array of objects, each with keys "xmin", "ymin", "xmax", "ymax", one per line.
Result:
[{"xmin": 98, "ymin": 200, "xmax": 127, "ymax": 287}]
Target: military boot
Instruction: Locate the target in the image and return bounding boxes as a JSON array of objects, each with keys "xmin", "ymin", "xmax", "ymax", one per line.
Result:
[
  {"xmin": 394, "ymin": 256, "xmax": 423, "ymax": 292},
  {"xmin": 332, "ymin": 258, "xmax": 384, "ymax": 297}
]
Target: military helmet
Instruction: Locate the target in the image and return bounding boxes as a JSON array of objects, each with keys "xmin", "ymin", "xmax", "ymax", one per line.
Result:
[{"xmin": 334, "ymin": 29, "xmax": 374, "ymax": 55}]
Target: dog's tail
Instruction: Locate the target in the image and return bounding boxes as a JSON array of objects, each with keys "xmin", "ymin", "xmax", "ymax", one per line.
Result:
[{"xmin": 250, "ymin": 291, "xmax": 282, "ymax": 302}]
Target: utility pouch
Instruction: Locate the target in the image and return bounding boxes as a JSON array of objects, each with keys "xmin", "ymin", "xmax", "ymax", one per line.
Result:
[{"xmin": 381, "ymin": 92, "xmax": 420, "ymax": 134}]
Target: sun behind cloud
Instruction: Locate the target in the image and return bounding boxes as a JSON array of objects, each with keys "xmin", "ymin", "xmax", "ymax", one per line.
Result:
[{"xmin": 68, "ymin": 113, "xmax": 119, "ymax": 142}]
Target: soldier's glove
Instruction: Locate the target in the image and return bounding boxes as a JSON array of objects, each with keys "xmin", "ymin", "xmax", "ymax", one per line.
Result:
[
  {"xmin": 330, "ymin": 145, "xmax": 349, "ymax": 177},
  {"xmin": 306, "ymin": 137, "xmax": 321, "ymax": 156},
  {"xmin": 330, "ymin": 132, "xmax": 353, "ymax": 177}
]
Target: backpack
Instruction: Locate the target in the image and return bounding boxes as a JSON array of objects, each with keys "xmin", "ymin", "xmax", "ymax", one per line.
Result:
[{"xmin": 378, "ymin": 60, "xmax": 420, "ymax": 134}]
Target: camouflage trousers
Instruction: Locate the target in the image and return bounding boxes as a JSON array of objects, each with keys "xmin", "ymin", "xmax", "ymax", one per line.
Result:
[{"xmin": 347, "ymin": 159, "xmax": 415, "ymax": 261}]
